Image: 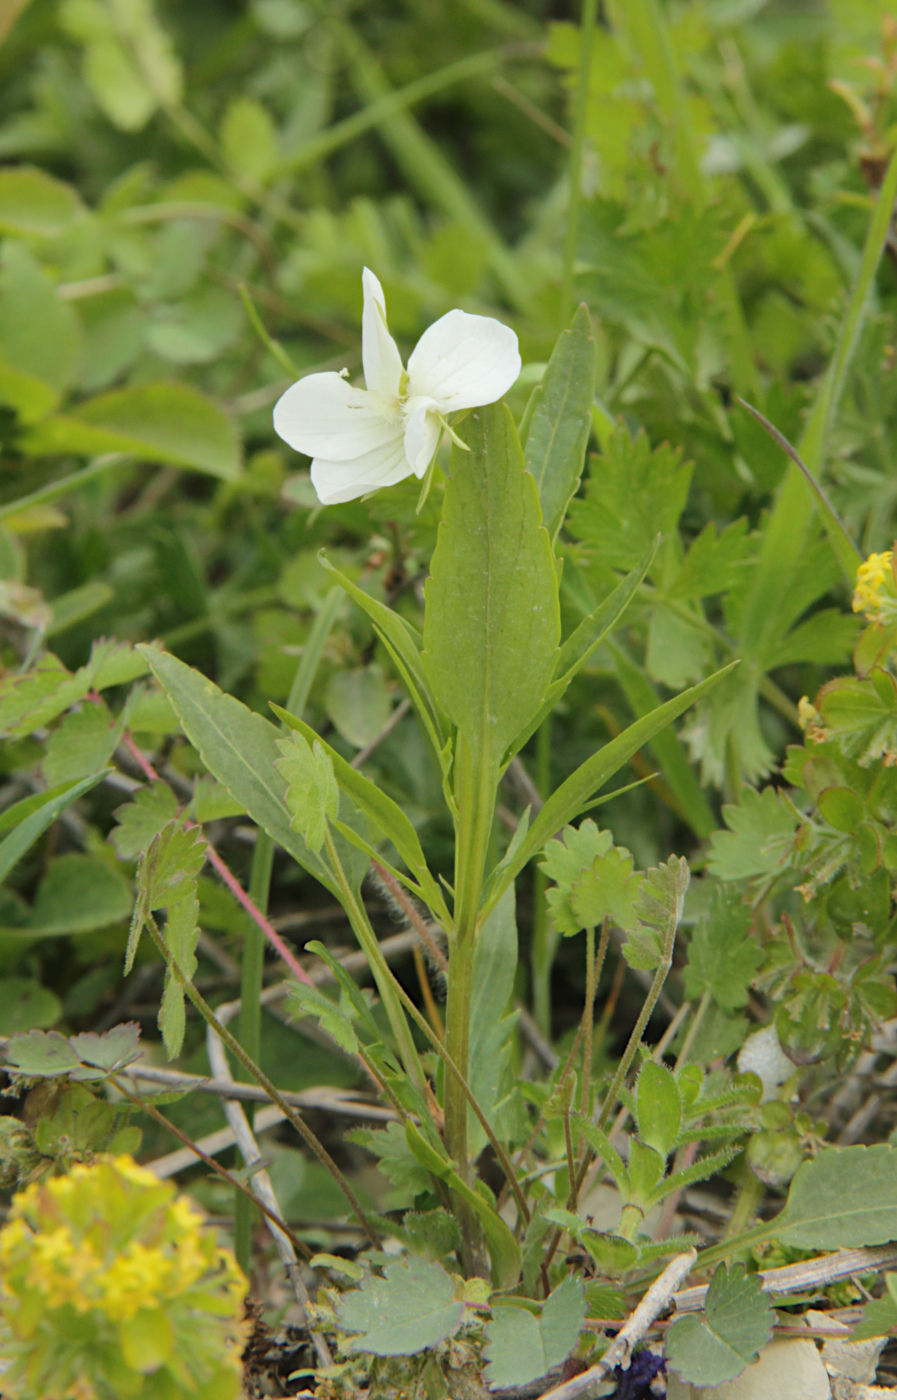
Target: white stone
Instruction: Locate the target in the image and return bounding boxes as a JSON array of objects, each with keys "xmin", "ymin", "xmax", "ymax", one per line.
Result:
[{"xmin": 666, "ymin": 1338, "xmax": 832, "ymax": 1399}]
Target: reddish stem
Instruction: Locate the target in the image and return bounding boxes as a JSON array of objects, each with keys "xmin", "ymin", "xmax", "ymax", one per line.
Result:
[{"xmin": 121, "ymin": 731, "xmax": 313, "ymax": 986}]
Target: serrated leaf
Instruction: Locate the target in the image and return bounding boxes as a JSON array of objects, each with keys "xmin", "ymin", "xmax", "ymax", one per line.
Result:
[
  {"xmin": 683, "ymin": 886, "xmax": 765, "ymax": 1012},
  {"xmin": 571, "ymin": 844, "xmax": 642, "ymax": 934},
  {"xmin": 666, "ymin": 1264, "xmax": 774, "ymax": 1386},
  {"xmin": 42, "ymin": 699, "xmax": 125, "ymax": 786},
  {"xmin": 484, "ymin": 1275, "xmax": 586, "ymax": 1389},
  {"xmin": 623, "ymin": 855, "xmax": 689, "ymax": 971},
  {"xmin": 111, "ymin": 781, "xmax": 180, "ymax": 860},
  {"xmin": 351, "ymin": 1121, "xmax": 433, "ymax": 1197},
  {"xmin": 542, "ymin": 819, "xmax": 613, "ymax": 936},
  {"xmin": 337, "ymin": 1256, "xmax": 463, "ymax": 1356},
  {"xmin": 3, "ymin": 1029, "xmax": 81, "ymax": 1077},
  {"xmin": 138, "ymin": 822, "xmax": 206, "ymax": 913},
  {"xmin": 668, "ymin": 519, "xmax": 754, "ymax": 602},
  {"xmin": 707, "ymin": 786, "xmax": 799, "ymax": 880},
  {"xmin": 275, "ymin": 730, "xmax": 338, "ymax": 853},
  {"xmin": 287, "ymin": 980, "xmax": 359, "ymax": 1055},
  {"xmin": 69, "ymin": 1022, "xmax": 141, "ymax": 1073},
  {"xmin": 776, "ymin": 1144, "xmax": 897, "ymax": 1249}
]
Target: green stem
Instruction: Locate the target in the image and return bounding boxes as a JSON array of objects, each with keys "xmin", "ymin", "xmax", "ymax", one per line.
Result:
[
  {"xmin": 596, "ymin": 936, "xmax": 676, "ymax": 1134},
  {"xmin": 581, "ymin": 920, "xmax": 608, "ymax": 1118},
  {"xmin": 323, "ymin": 829, "xmax": 426, "ymax": 1097},
  {"xmin": 674, "ymin": 989, "xmax": 710, "ymax": 1072},
  {"xmin": 531, "ymin": 716, "xmax": 555, "ymax": 1036},
  {"xmin": 445, "ymin": 736, "xmax": 496, "ymax": 1178},
  {"xmin": 144, "ymin": 914, "xmax": 380, "ymax": 1247},
  {"xmin": 0, "ymin": 454, "xmax": 129, "ymax": 525},
  {"xmin": 562, "ymin": 0, "xmax": 598, "ymax": 319},
  {"xmin": 234, "ymin": 828, "xmax": 275, "ymax": 1276}
]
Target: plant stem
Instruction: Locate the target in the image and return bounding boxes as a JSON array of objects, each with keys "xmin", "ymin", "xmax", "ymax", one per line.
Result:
[
  {"xmin": 674, "ymin": 989, "xmax": 710, "ymax": 1072},
  {"xmin": 562, "ymin": 0, "xmax": 599, "ymax": 319},
  {"xmin": 581, "ymin": 920, "xmax": 608, "ymax": 1118},
  {"xmin": 531, "ymin": 716, "xmax": 555, "ymax": 1036},
  {"xmin": 595, "ymin": 935, "xmax": 676, "ymax": 1135},
  {"xmin": 234, "ymin": 828, "xmax": 275, "ymax": 1276},
  {"xmin": 0, "ymin": 454, "xmax": 128, "ymax": 524},
  {"xmin": 143, "ymin": 914, "xmax": 380, "ymax": 1247}
]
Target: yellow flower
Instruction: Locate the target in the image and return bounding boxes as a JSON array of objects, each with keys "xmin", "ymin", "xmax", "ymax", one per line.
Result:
[
  {"xmin": 852, "ymin": 550, "xmax": 897, "ymax": 624},
  {"xmin": 797, "ymin": 696, "xmax": 827, "ymax": 744}
]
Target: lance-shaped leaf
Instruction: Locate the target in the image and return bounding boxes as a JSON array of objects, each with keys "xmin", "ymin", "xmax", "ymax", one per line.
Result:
[
  {"xmin": 137, "ymin": 645, "xmax": 337, "ymax": 895},
  {"xmin": 424, "ymin": 402, "xmax": 560, "ymax": 776},
  {"xmin": 275, "ymin": 731, "xmax": 338, "ymax": 853},
  {"xmin": 522, "ymin": 303, "xmax": 596, "ymax": 544},
  {"xmin": 482, "ymin": 664, "xmax": 733, "ymax": 919},
  {"xmin": 0, "ymin": 773, "xmax": 107, "ymax": 886},
  {"xmin": 158, "ymin": 892, "xmax": 200, "ymax": 1059},
  {"xmin": 503, "ymin": 540, "xmax": 658, "ymax": 765}
]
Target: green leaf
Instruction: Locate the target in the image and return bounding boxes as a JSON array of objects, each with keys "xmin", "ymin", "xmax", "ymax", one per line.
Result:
[
  {"xmin": 0, "ymin": 166, "xmax": 82, "ymax": 237},
  {"xmin": 118, "ymin": 1307, "xmax": 173, "ymax": 1373},
  {"xmin": 523, "ymin": 304, "xmax": 596, "ymax": 544},
  {"xmin": 683, "ymin": 887, "xmax": 765, "ymax": 1012},
  {"xmin": 337, "ymin": 1256, "xmax": 463, "ymax": 1356},
  {"xmin": 541, "ymin": 820, "xmax": 614, "ymax": 936},
  {"xmin": 815, "ymin": 672, "xmax": 897, "ymax": 768},
  {"xmin": 707, "ymin": 787, "xmax": 799, "ymax": 880},
  {"xmin": 666, "ymin": 1264, "xmax": 774, "ymax": 1386},
  {"xmin": 47, "ymin": 581, "xmax": 116, "ymax": 637},
  {"xmin": 23, "ymin": 383, "xmax": 242, "ymax": 481},
  {"xmin": 69, "ymin": 1022, "xmax": 141, "ymax": 1074},
  {"xmin": 111, "ymin": 782, "xmax": 180, "ymax": 860},
  {"xmin": 423, "ymin": 402, "xmax": 560, "ymax": 775},
  {"xmin": 275, "ymin": 731, "xmax": 338, "ymax": 853},
  {"xmin": 325, "ymin": 665, "xmax": 392, "ymax": 750},
  {"xmin": 3, "ymin": 1029, "xmax": 81, "ymax": 1077},
  {"xmin": 636, "ymin": 1062, "xmax": 681, "ymax": 1160},
  {"xmin": 567, "ymin": 427, "xmax": 692, "ymax": 572},
  {"xmin": 555, "ymin": 539, "xmax": 658, "ymax": 686},
  {"xmin": 220, "ymin": 96, "xmax": 279, "ymax": 183},
  {"xmin": 59, "ymin": 0, "xmax": 182, "ymax": 131},
  {"xmin": 0, "ymin": 245, "xmax": 83, "ymax": 394},
  {"xmin": 352, "ymin": 1120, "xmax": 433, "ymax": 1197},
  {"xmin": 0, "ymin": 979, "xmax": 62, "ymax": 1034},
  {"xmin": 42, "ymin": 699, "xmax": 126, "ymax": 786},
  {"xmin": 571, "ymin": 844, "xmax": 642, "ymax": 935},
  {"xmin": 158, "ymin": 892, "xmax": 199, "ymax": 1058},
  {"xmin": 270, "ymin": 704, "xmax": 450, "ymax": 925},
  {"xmin": 776, "ymin": 1144, "xmax": 897, "ymax": 1249},
  {"xmin": 484, "ymin": 1275, "xmax": 586, "ymax": 1388},
  {"xmin": 667, "ymin": 519, "xmax": 754, "ymax": 602},
  {"xmin": 138, "ymin": 646, "xmax": 336, "ymax": 895},
  {"xmin": 483, "ymin": 665, "xmax": 734, "ymax": 919},
  {"xmin": 623, "ymin": 856, "xmax": 690, "ymax": 972},
  {"xmin": 287, "ymin": 980, "xmax": 359, "ymax": 1055},
  {"xmin": 0, "ymin": 774, "xmax": 106, "ymax": 886},
  {"xmin": 29, "ymin": 854, "xmax": 133, "ymax": 934},
  {"xmin": 138, "ymin": 823, "xmax": 206, "ymax": 914}
]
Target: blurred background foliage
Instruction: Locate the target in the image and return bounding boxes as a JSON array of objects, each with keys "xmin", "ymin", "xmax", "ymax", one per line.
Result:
[{"xmin": 2, "ymin": 0, "xmax": 897, "ymax": 1225}]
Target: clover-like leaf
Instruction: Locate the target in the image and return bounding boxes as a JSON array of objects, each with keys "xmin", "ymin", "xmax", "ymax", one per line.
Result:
[
  {"xmin": 666, "ymin": 1264, "xmax": 774, "ymax": 1386},
  {"xmin": 69, "ymin": 1022, "xmax": 141, "ymax": 1073},
  {"xmin": 484, "ymin": 1275, "xmax": 586, "ymax": 1389},
  {"xmin": 3, "ymin": 1029, "xmax": 81, "ymax": 1078}
]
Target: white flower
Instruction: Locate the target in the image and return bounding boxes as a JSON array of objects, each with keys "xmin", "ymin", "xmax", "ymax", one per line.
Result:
[{"xmin": 273, "ymin": 268, "xmax": 521, "ymax": 505}]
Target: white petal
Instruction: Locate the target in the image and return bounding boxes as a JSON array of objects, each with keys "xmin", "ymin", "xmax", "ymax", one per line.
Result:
[
  {"xmin": 362, "ymin": 267, "xmax": 403, "ymax": 401},
  {"xmin": 407, "ymin": 309, "xmax": 521, "ymax": 411},
  {"xmin": 403, "ymin": 396, "xmax": 442, "ymax": 477},
  {"xmin": 310, "ymin": 432, "xmax": 411, "ymax": 505},
  {"xmin": 273, "ymin": 372, "xmax": 399, "ymax": 462}
]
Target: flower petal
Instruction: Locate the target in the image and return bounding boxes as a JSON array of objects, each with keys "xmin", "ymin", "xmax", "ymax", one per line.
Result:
[
  {"xmin": 273, "ymin": 372, "xmax": 399, "ymax": 462},
  {"xmin": 407, "ymin": 309, "xmax": 521, "ymax": 411},
  {"xmin": 403, "ymin": 396, "xmax": 442, "ymax": 477},
  {"xmin": 310, "ymin": 432, "xmax": 411, "ymax": 505},
  {"xmin": 362, "ymin": 267, "xmax": 403, "ymax": 401}
]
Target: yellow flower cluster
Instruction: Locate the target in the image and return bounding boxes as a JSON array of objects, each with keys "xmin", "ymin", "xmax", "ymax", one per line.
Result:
[
  {"xmin": 852, "ymin": 549, "xmax": 897, "ymax": 625},
  {"xmin": 0, "ymin": 1156, "xmax": 247, "ymax": 1400}
]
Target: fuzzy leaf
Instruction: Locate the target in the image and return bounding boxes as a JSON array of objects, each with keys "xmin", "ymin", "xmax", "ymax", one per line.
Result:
[
  {"xmin": 138, "ymin": 822, "xmax": 206, "ymax": 913},
  {"xmin": 287, "ymin": 980, "xmax": 359, "ymax": 1055},
  {"xmin": 42, "ymin": 700, "xmax": 125, "ymax": 786},
  {"xmin": 337, "ymin": 1256, "xmax": 463, "ymax": 1356},
  {"xmin": 3, "ymin": 1029, "xmax": 81, "ymax": 1077},
  {"xmin": 666, "ymin": 1264, "xmax": 773, "ymax": 1386},
  {"xmin": 776, "ymin": 1144, "xmax": 897, "ymax": 1249},
  {"xmin": 484, "ymin": 1275, "xmax": 586, "ymax": 1389},
  {"xmin": 623, "ymin": 855, "xmax": 689, "ymax": 971},
  {"xmin": 571, "ymin": 844, "xmax": 642, "ymax": 934}
]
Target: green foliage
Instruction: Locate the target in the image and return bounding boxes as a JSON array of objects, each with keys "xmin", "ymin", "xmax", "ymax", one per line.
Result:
[
  {"xmin": 483, "ymin": 1275, "xmax": 586, "ymax": 1388},
  {"xmin": 683, "ymin": 887, "xmax": 765, "ymax": 1012},
  {"xmin": 542, "ymin": 820, "xmax": 641, "ymax": 936},
  {"xmin": 337, "ymin": 1257, "xmax": 463, "ymax": 1357},
  {"xmin": 523, "ymin": 304, "xmax": 596, "ymax": 545},
  {"xmin": 623, "ymin": 855, "xmax": 690, "ymax": 971},
  {"xmin": 776, "ymin": 1145, "xmax": 897, "ymax": 1249},
  {"xmin": 666, "ymin": 1265, "xmax": 774, "ymax": 1386},
  {"xmin": 275, "ymin": 730, "xmax": 338, "ymax": 853}
]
